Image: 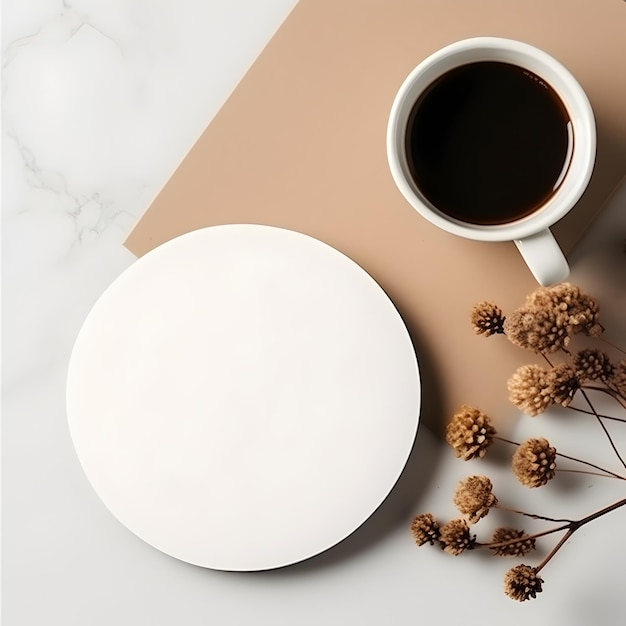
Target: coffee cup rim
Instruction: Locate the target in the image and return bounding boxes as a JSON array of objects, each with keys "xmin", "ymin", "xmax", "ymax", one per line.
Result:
[{"xmin": 386, "ymin": 36, "xmax": 596, "ymax": 242}]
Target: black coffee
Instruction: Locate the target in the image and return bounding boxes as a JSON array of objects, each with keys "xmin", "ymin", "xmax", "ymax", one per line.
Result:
[{"xmin": 405, "ymin": 61, "xmax": 572, "ymax": 225}]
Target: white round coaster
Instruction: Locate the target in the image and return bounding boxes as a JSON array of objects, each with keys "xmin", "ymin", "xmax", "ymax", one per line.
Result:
[{"xmin": 66, "ymin": 225, "xmax": 421, "ymax": 570}]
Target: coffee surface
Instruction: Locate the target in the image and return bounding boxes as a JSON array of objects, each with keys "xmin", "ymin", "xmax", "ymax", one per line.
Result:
[{"xmin": 405, "ymin": 61, "xmax": 572, "ymax": 225}]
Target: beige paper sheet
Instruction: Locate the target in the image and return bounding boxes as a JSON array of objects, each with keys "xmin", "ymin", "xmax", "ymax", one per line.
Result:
[{"xmin": 124, "ymin": 0, "xmax": 626, "ymax": 434}]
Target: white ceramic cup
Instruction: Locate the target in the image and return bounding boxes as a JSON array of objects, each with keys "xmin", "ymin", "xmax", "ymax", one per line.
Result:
[{"xmin": 386, "ymin": 37, "xmax": 596, "ymax": 286}]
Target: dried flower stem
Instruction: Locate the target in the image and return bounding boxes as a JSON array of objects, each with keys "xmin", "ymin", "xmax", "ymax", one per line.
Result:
[
  {"xmin": 493, "ymin": 436, "xmax": 522, "ymax": 446},
  {"xmin": 557, "ymin": 468, "xmax": 624, "ymax": 479},
  {"xmin": 587, "ymin": 385, "xmax": 626, "ymax": 407},
  {"xmin": 482, "ymin": 498, "xmax": 626, "ymax": 572},
  {"xmin": 476, "ymin": 525, "xmax": 567, "ymax": 550},
  {"xmin": 495, "ymin": 506, "xmax": 572, "ymax": 524},
  {"xmin": 566, "ymin": 405, "xmax": 626, "ymax": 424},
  {"xmin": 535, "ymin": 497, "xmax": 626, "ymax": 573},
  {"xmin": 580, "ymin": 388, "xmax": 626, "ymax": 470},
  {"xmin": 553, "ymin": 450, "xmax": 625, "ymax": 480},
  {"xmin": 535, "ymin": 528, "xmax": 573, "ymax": 573},
  {"xmin": 607, "ymin": 389, "xmax": 626, "ymax": 406},
  {"xmin": 494, "ymin": 435, "xmax": 625, "ymax": 480}
]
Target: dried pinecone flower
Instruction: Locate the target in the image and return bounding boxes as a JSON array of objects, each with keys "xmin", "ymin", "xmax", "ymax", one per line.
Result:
[
  {"xmin": 445, "ymin": 405, "xmax": 496, "ymax": 460},
  {"xmin": 503, "ymin": 305, "xmax": 570, "ymax": 353},
  {"xmin": 438, "ymin": 519, "xmax": 475, "ymax": 556},
  {"xmin": 526, "ymin": 283, "xmax": 603, "ymax": 338},
  {"xmin": 471, "ymin": 301, "xmax": 505, "ymax": 336},
  {"xmin": 504, "ymin": 564, "xmax": 544, "ymax": 601},
  {"xmin": 547, "ymin": 362, "xmax": 580, "ymax": 407},
  {"xmin": 508, "ymin": 364, "xmax": 553, "ymax": 416},
  {"xmin": 574, "ymin": 348, "xmax": 614, "ymax": 383},
  {"xmin": 504, "ymin": 283, "xmax": 603, "ymax": 353},
  {"xmin": 410, "ymin": 513, "xmax": 440, "ymax": 546},
  {"xmin": 512, "ymin": 437, "xmax": 557, "ymax": 488},
  {"xmin": 490, "ymin": 527, "xmax": 536, "ymax": 557},
  {"xmin": 453, "ymin": 475, "xmax": 498, "ymax": 523}
]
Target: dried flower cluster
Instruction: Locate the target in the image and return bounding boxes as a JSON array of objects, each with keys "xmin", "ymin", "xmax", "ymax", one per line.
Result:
[
  {"xmin": 507, "ymin": 350, "xmax": 625, "ymax": 417},
  {"xmin": 507, "ymin": 364, "xmax": 553, "ymax": 416},
  {"xmin": 490, "ymin": 528, "xmax": 536, "ymax": 557},
  {"xmin": 574, "ymin": 348, "xmax": 614, "ymax": 382},
  {"xmin": 471, "ymin": 301, "xmax": 505, "ymax": 336},
  {"xmin": 411, "ymin": 474, "xmax": 540, "ymax": 598},
  {"xmin": 547, "ymin": 363, "xmax": 580, "ymax": 407},
  {"xmin": 512, "ymin": 438, "xmax": 557, "ymax": 488},
  {"xmin": 445, "ymin": 405, "xmax": 496, "ymax": 460},
  {"xmin": 439, "ymin": 519, "xmax": 475, "ymax": 556},
  {"xmin": 410, "ymin": 283, "xmax": 626, "ymax": 602},
  {"xmin": 410, "ymin": 513, "xmax": 439, "ymax": 546},
  {"xmin": 474, "ymin": 282, "xmax": 603, "ymax": 355},
  {"xmin": 453, "ymin": 475, "xmax": 498, "ymax": 523},
  {"xmin": 504, "ymin": 565, "xmax": 543, "ymax": 602}
]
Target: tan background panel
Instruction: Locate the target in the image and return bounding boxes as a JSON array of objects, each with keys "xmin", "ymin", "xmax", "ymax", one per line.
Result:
[{"xmin": 125, "ymin": 0, "xmax": 626, "ymax": 435}]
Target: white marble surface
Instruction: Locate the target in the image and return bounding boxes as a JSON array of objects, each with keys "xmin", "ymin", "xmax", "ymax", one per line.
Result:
[{"xmin": 3, "ymin": 2, "xmax": 626, "ymax": 625}]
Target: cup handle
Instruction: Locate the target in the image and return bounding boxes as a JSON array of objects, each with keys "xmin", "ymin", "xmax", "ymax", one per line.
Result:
[{"xmin": 514, "ymin": 229, "xmax": 570, "ymax": 286}]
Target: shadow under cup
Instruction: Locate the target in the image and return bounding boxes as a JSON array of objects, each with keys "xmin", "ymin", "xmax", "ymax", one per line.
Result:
[{"xmin": 386, "ymin": 37, "xmax": 596, "ymax": 285}]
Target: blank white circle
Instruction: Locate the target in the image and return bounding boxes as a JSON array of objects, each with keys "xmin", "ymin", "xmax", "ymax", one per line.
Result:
[{"xmin": 66, "ymin": 225, "xmax": 421, "ymax": 570}]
